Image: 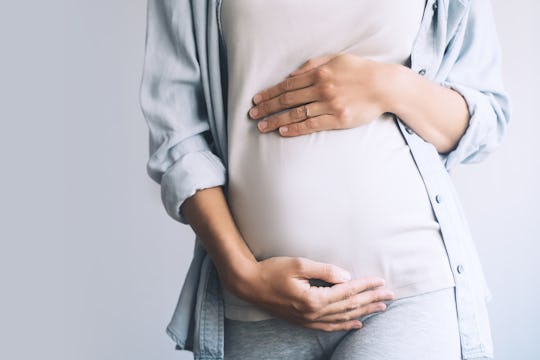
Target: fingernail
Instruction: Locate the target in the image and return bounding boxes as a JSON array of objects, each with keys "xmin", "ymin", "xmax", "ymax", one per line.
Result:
[
  {"xmin": 253, "ymin": 94, "xmax": 262, "ymax": 103},
  {"xmin": 353, "ymin": 321, "xmax": 363, "ymax": 329},
  {"xmin": 258, "ymin": 121, "xmax": 267, "ymax": 131},
  {"xmin": 279, "ymin": 126, "xmax": 288, "ymax": 134},
  {"xmin": 250, "ymin": 107, "xmax": 258, "ymax": 117}
]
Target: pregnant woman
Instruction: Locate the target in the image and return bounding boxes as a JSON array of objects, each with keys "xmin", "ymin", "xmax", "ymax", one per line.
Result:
[{"xmin": 139, "ymin": 0, "xmax": 510, "ymax": 359}]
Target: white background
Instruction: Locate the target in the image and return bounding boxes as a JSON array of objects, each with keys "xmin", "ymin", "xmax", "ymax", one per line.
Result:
[{"xmin": 0, "ymin": 1, "xmax": 537, "ymax": 359}]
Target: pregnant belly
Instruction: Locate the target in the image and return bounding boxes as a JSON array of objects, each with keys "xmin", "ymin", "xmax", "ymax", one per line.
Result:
[{"xmin": 226, "ymin": 114, "xmax": 441, "ymax": 279}]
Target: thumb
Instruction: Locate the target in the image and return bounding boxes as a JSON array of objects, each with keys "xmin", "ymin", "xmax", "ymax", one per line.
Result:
[
  {"xmin": 295, "ymin": 257, "xmax": 352, "ymax": 284},
  {"xmin": 288, "ymin": 54, "xmax": 335, "ymax": 77}
]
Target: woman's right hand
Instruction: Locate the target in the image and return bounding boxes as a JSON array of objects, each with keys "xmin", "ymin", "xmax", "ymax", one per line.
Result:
[
  {"xmin": 180, "ymin": 187, "xmax": 395, "ymax": 331},
  {"xmin": 224, "ymin": 256, "xmax": 396, "ymax": 331}
]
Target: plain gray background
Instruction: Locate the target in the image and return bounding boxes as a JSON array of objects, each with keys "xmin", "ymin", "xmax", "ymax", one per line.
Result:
[{"xmin": 1, "ymin": 1, "xmax": 537, "ymax": 359}]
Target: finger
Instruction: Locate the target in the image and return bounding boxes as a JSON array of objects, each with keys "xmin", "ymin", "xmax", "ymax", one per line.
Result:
[
  {"xmin": 277, "ymin": 114, "xmax": 337, "ymax": 137},
  {"xmin": 314, "ymin": 301, "xmax": 389, "ymax": 323},
  {"xmin": 293, "ymin": 257, "xmax": 352, "ymax": 284},
  {"xmin": 252, "ymin": 70, "xmax": 315, "ymax": 106},
  {"xmin": 309, "ymin": 277, "xmax": 390, "ymax": 307},
  {"xmin": 274, "ymin": 99, "xmax": 342, "ymax": 136},
  {"xmin": 258, "ymin": 101, "xmax": 324, "ymax": 133},
  {"xmin": 314, "ymin": 287, "xmax": 395, "ymax": 318},
  {"xmin": 249, "ymin": 84, "xmax": 319, "ymax": 120}
]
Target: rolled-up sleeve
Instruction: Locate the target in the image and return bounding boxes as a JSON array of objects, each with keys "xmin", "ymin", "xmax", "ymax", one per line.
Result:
[
  {"xmin": 437, "ymin": 0, "xmax": 511, "ymax": 171},
  {"xmin": 139, "ymin": 0, "xmax": 227, "ymax": 224}
]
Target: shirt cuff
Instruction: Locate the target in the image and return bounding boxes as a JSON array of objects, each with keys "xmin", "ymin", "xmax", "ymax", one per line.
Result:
[
  {"xmin": 159, "ymin": 149, "xmax": 227, "ymax": 224},
  {"xmin": 437, "ymin": 80, "xmax": 507, "ymax": 171}
]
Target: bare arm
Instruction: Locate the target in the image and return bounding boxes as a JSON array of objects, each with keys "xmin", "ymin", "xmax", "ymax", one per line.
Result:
[
  {"xmin": 384, "ymin": 63, "xmax": 469, "ymax": 155},
  {"xmin": 180, "ymin": 186, "xmax": 257, "ymax": 293},
  {"xmin": 180, "ymin": 186, "xmax": 395, "ymax": 331}
]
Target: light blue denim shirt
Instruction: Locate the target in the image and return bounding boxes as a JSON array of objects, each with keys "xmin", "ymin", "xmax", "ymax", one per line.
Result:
[{"xmin": 139, "ymin": 0, "xmax": 511, "ymax": 359}]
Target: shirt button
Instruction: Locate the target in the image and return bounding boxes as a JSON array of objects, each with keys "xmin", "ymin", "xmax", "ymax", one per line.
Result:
[
  {"xmin": 435, "ymin": 194, "xmax": 442, "ymax": 203},
  {"xmin": 405, "ymin": 126, "xmax": 414, "ymax": 134},
  {"xmin": 418, "ymin": 68, "xmax": 427, "ymax": 76},
  {"xmin": 457, "ymin": 264, "xmax": 464, "ymax": 274},
  {"xmin": 432, "ymin": 1, "xmax": 438, "ymax": 11}
]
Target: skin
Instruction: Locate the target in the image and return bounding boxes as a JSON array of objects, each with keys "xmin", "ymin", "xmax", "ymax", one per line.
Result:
[
  {"xmin": 248, "ymin": 53, "xmax": 469, "ymax": 155},
  {"xmin": 180, "ymin": 52, "xmax": 470, "ymax": 332},
  {"xmin": 181, "ymin": 186, "xmax": 395, "ymax": 331}
]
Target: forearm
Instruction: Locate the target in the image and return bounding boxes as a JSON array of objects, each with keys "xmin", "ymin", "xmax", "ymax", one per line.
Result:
[
  {"xmin": 383, "ymin": 63, "xmax": 470, "ymax": 154},
  {"xmin": 180, "ymin": 186, "xmax": 258, "ymax": 295}
]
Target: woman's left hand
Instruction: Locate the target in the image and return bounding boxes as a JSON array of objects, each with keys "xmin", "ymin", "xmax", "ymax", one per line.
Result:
[{"xmin": 248, "ymin": 53, "xmax": 396, "ymax": 137}]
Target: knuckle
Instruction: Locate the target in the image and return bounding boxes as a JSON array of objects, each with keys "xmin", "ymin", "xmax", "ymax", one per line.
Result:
[
  {"xmin": 314, "ymin": 66, "xmax": 331, "ymax": 82},
  {"xmin": 366, "ymin": 290, "xmax": 379, "ymax": 303},
  {"xmin": 318, "ymin": 82, "xmax": 336, "ymax": 99},
  {"xmin": 293, "ymin": 106, "xmax": 304, "ymax": 120},
  {"xmin": 374, "ymin": 290, "xmax": 387, "ymax": 302},
  {"xmin": 291, "ymin": 257, "xmax": 306, "ymax": 272},
  {"xmin": 291, "ymin": 300, "xmax": 303, "ymax": 313},
  {"xmin": 346, "ymin": 299, "xmax": 359, "ymax": 311},
  {"xmin": 287, "ymin": 123, "xmax": 298, "ymax": 134},
  {"xmin": 304, "ymin": 298, "xmax": 320, "ymax": 312},
  {"xmin": 278, "ymin": 92, "xmax": 291, "ymax": 106},
  {"xmin": 266, "ymin": 118, "xmax": 276, "ymax": 129},
  {"xmin": 279, "ymin": 78, "xmax": 291, "ymax": 92},
  {"xmin": 260, "ymin": 101, "xmax": 269, "ymax": 115},
  {"xmin": 342, "ymin": 286, "xmax": 355, "ymax": 300},
  {"xmin": 304, "ymin": 311, "xmax": 319, "ymax": 322},
  {"xmin": 335, "ymin": 105, "xmax": 352, "ymax": 126},
  {"xmin": 356, "ymin": 307, "xmax": 367, "ymax": 317},
  {"xmin": 329, "ymin": 98, "xmax": 341, "ymax": 111},
  {"xmin": 374, "ymin": 290, "xmax": 389, "ymax": 302},
  {"xmin": 305, "ymin": 117, "xmax": 319, "ymax": 129}
]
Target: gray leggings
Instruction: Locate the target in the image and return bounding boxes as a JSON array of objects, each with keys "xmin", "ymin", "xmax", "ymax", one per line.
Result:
[{"xmin": 224, "ymin": 286, "xmax": 472, "ymax": 360}]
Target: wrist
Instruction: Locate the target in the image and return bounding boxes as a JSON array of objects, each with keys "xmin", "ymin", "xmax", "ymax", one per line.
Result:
[
  {"xmin": 215, "ymin": 250, "xmax": 261, "ymax": 298},
  {"xmin": 378, "ymin": 62, "xmax": 410, "ymax": 115}
]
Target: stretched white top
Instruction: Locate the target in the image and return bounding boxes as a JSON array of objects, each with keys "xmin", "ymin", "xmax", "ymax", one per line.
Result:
[{"xmin": 221, "ymin": 0, "xmax": 455, "ymax": 321}]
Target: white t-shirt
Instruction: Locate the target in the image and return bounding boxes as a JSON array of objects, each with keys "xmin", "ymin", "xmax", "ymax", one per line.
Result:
[{"xmin": 221, "ymin": 0, "xmax": 455, "ymax": 321}]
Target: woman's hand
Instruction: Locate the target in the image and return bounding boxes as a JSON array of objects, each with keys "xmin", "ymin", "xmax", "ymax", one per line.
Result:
[
  {"xmin": 225, "ymin": 256, "xmax": 395, "ymax": 332},
  {"xmin": 248, "ymin": 52, "xmax": 471, "ymax": 154},
  {"xmin": 182, "ymin": 184, "xmax": 396, "ymax": 332},
  {"xmin": 247, "ymin": 53, "xmax": 395, "ymax": 137}
]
